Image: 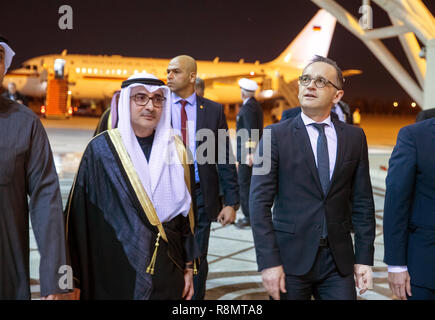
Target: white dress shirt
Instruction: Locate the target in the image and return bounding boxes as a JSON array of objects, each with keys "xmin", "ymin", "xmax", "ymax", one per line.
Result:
[{"xmin": 300, "ymin": 111, "xmax": 337, "ymax": 180}]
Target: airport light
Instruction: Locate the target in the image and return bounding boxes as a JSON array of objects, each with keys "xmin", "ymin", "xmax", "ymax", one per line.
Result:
[
  {"xmin": 250, "ymin": 71, "xmax": 255, "ymax": 76},
  {"xmin": 393, "ymin": 102, "xmax": 398, "ymax": 107},
  {"xmin": 411, "ymin": 102, "xmax": 417, "ymax": 108},
  {"xmin": 76, "ymin": 68, "xmax": 80, "ymax": 74}
]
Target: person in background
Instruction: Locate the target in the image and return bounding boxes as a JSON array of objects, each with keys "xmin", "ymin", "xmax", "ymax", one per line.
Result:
[
  {"xmin": 167, "ymin": 55, "xmax": 239, "ymax": 300},
  {"xmin": 1, "ymin": 81, "xmax": 27, "ymax": 106},
  {"xmin": 383, "ymin": 117, "xmax": 435, "ymax": 300},
  {"xmin": 195, "ymin": 77, "xmax": 205, "ymax": 97},
  {"xmin": 416, "ymin": 107, "xmax": 435, "ymax": 122},
  {"xmin": 234, "ymin": 78, "xmax": 263, "ymax": 229}
]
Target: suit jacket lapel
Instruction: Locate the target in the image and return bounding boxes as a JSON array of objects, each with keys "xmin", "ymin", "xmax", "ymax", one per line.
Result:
[
  {"xmin": 328, "ymin": 118, "xmax": 345, "ymax": 193},
  {"xmin": 293, "ymin": 115, "xmax": 324, "ymax": 196},
  {"xmin": 196, "ymin": 95, "xmax": 206, "ymax": 148}
]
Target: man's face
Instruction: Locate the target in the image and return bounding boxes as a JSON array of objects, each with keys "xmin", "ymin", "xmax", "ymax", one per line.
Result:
[
  {"xmin": 130, "ymin": 86, "xmax": 164, "ymax": 132},
  {"xmin": 166, "ymin": 58, "xmax": 194, "ymax": 95},
  {"xmin": 298, "ymin": 62, "xmax": 343, "ymax": 112},
  {"xmin": 0, "ymin": 46, "xmax": 5, "ymax": 85},
  {"xmin": 8, "ymin": 82, "xmax": 16, "ymax": 94}
]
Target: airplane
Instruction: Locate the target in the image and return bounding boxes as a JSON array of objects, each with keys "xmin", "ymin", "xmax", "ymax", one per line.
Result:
[{"xmin": 3, "ymin": 9, "xmax": 359, "ymax": 110}]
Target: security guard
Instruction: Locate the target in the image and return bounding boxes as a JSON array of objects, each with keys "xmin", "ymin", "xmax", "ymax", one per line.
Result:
[{"xmin": 235, "ymin": 78, "xmax": 263, "ymax": 228}]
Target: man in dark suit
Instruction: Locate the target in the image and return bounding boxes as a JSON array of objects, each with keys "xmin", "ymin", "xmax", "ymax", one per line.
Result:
[
  {"xmin": 167, "ymin": 55, "xmax": 240, "ymax": 300},
  {"xmin": 234, "ymin": 78, "xmax": 263, "ymax": 229},
  {"xmin": 250, "ymin": 55, "xmax": 375, "ymax": 300},
  {"xmin": 1, "ymin": 82, "xmax": 27, "ymax": 106},
  {"xmin": 383, "ymin": 118, "xmax": 435, "ymax": 300},
  {"xmin": 416, "ymin": 107, "xmax": 435, "ymax": 122}
]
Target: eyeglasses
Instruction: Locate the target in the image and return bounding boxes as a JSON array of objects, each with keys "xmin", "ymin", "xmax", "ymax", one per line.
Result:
[
  {"xmin": 131, "ymin": 93, "xmax": 166, "ymax": 107},
  {"xmin": 298, "ymin": 75, "xmax": 341, "ymax": 90}
]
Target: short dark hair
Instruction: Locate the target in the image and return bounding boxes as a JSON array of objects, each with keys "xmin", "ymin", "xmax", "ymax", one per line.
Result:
[{"xmin": 304, "ymin": 55, "xmax": 344, "ymax": 89}]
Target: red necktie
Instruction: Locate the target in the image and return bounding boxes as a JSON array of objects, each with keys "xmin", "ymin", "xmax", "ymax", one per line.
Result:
[{"xmin": 180, "ymin": 100, "xmax": 188, "ymax": 146}]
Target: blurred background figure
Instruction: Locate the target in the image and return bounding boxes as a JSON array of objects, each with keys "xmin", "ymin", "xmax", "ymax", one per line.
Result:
[
  {"xmin": 195, "ymin": 77, "xmax": 205, "ymax": 97},
  {"xmin": 416, "ymin": 107, "xmax": 435, "ymax": 122},
  {"xmin": 332, "ymin": 100, "xmax": 353, "ymax": 124},
  {"xmin": 1, "ymin": 82, "xmax": 27, "ymax": 106},
  {"xmin": 235, "ymin": 78, "xmax": 263, "ymax": 229}
]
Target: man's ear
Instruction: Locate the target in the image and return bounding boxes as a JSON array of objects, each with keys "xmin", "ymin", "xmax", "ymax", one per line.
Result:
[
  {"xmin": 190, "ymin": 73, "xmax": 196, "ymax": 84},
  {"xmin": 333, "ymin": 90, "xmax": 344, "ymax": 104}
]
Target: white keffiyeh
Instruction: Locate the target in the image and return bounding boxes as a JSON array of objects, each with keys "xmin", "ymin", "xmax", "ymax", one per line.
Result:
[
  {"xmin": 117, "ymin": 73, "xmax": 191, "ymax": 222},
  {"xmin": 0, "ymin": 42, "xmax": 15, "ymax": 75}
]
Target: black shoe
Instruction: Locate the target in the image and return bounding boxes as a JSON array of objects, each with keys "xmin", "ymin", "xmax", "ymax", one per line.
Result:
[{"xmin": 235, "ymin": 217, "xmax": 251, "ymax": 229}]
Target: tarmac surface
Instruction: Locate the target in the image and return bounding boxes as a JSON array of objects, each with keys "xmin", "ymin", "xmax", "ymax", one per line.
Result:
[{"xmin": 28, "ymin": 114, "xmax": 416, "ymax": 300}]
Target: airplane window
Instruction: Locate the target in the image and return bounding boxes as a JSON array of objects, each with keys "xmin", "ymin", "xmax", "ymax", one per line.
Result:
[{"xmin": 33, "ymin": 66, "xmax": 37, "ymax": 70}]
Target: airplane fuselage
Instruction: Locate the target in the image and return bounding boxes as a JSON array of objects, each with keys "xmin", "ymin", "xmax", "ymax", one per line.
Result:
[{"xmin": 4, "ymin": 54, "xmax": 300, "ymax": 104}]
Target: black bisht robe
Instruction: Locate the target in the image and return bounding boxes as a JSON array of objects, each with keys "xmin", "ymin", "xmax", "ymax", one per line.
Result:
[
  {"xmin": 0, "ymin": 97, "xmax": 67, "ymax": 299},
  {"xmin": 65, "ymin": 131, "xmax": 199, "ymax": 300}
]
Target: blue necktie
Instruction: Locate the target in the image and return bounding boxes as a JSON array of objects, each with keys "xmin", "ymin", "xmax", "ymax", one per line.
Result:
[{"xmin": 311, "ymin": 123, "xmax": 330, "ymax": 238}]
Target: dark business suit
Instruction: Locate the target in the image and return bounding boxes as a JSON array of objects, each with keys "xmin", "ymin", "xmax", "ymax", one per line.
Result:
[
  {"xmin": 416, "ymin": 107, "xmax": 435, "ymax": 122},
  {"xmin": 383, "ymin": 118, "xmax": 435, "ymax": 299},
  {"xmin": 188, "ymin": 95, "xmax": 239, "ymax": 299},
  {"xmin": 236, "ymin": 97, "xmax": 263, "ymax": 220},
  {"xmin": 250, "ymin": 114, "xmax": 375, "ymax": 299}
]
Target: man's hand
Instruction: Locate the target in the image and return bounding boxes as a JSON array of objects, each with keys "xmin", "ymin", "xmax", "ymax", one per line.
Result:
[
  {"xmin": 217, "ymin": 206, "xmax": 236, "ymax": 226},
  {"xmin": 182, "ymin": 268, "xmax": 194, "ymax": 300},
  {"xmin": 354, "ymin": 264, "xmax": 373, "ymax": 295},
  {"xmin": 41, "ymin": 288, "xmax": 80, "ymax": 300},
  {"xmin": 261, "ymin": 265, "xmax": 286, "ymax": 300},
  {"xmin": 388, "ymin": 271, "xmax": 412, "ymax": 300}
]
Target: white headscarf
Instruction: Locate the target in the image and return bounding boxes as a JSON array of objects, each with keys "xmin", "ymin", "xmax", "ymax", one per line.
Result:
[
  {"xmin": 0, "ymin": 42, "xmax": 15, "ymax": 75},
  {"xmin": 117, "ymin": 73, "xmax": 191, "ymax": 223}
]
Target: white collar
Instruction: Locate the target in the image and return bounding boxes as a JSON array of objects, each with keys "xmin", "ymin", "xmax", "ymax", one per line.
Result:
[{"xmin": 300, "ymin": 111, "xmax": 332, "ymax": 127}]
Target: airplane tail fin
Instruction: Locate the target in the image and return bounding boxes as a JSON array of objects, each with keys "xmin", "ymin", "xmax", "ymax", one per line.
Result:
[{"xmin": 268, "ymin": 9, "xmax": 337, "ymax": 69}]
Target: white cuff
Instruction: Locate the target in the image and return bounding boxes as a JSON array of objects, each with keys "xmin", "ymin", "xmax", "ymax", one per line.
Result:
[{"xmin": 388, "ymin": 265, "xmax": 408, "ymax": 273}]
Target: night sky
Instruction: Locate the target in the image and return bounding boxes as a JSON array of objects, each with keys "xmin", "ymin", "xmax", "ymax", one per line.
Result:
[{"xmin": 1, "ymin": 0, "xmax": 434, "ymax": 104}]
